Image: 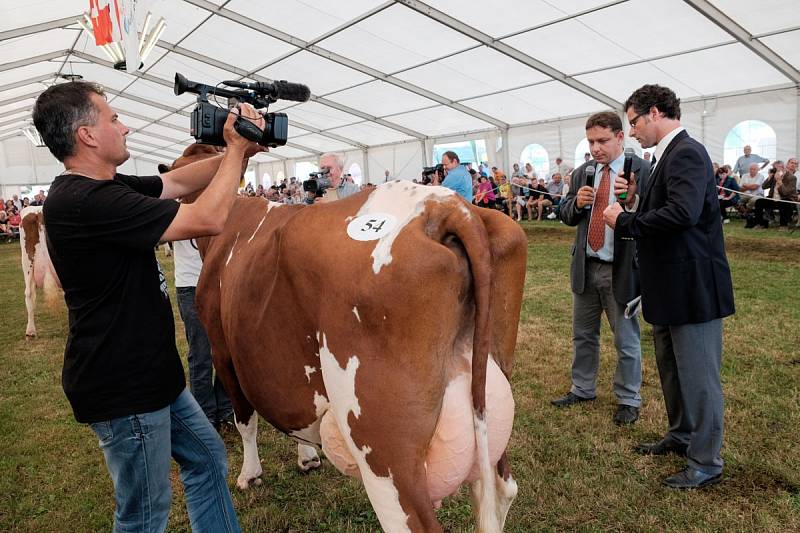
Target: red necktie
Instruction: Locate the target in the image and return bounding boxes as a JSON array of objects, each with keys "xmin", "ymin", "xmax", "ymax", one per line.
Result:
[{"xmin": 588, "ymin": 165, "xmax": 611, "ymax": 252}]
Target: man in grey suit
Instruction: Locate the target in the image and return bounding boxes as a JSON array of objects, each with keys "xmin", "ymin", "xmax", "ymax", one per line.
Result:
[
  {"xmin": 551, "ymin": 111, "xmax": 650, "ymax": 426},
  {"xmin": 605, "ymin": 84, "xmax": 735, "ymax": 489}
]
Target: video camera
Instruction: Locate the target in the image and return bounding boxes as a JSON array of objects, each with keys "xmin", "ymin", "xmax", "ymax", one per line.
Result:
[
  {"xmin": 303, "ymin": 168, "xmax": 331, "ymax": 200},
  {"xmin": 421, "ymin": 163, "xmax": 444, "ymax": 185},
  {"xmin": 174, "ymin": 73, "xmax": 310, "ymax": 147}
]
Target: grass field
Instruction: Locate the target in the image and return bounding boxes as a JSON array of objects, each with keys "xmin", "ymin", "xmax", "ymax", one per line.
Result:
[{"xmin": 1, "ymin": 220, "xmax": 798, "ymax": 532}]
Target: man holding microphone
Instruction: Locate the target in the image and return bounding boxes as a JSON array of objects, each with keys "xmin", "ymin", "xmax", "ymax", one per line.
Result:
[
  {"xmin": 604, "ymin": 84, "xmax": 734, "ymax": 489},
  {"xmin": 552, "ymin": 111, "xmax": 649, "ymax": 426}
]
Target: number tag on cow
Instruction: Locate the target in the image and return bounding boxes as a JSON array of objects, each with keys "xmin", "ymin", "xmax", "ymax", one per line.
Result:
[{"xmin": 347, "ymin": 213, "xmax": 397, "ymax": 241}]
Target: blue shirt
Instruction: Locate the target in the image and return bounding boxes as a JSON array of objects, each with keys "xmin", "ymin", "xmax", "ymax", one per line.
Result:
[{"xmin": 442, "ymin": 164, "xmax": 473, "ymax": 202}]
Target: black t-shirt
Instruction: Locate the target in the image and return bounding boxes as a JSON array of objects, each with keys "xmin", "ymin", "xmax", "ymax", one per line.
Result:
[{"xmin": 44, "ymin": 173, "xmax": 183, "ymax": 423}]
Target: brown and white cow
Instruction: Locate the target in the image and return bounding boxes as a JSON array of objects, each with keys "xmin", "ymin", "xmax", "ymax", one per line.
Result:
[
  {"xmin": 19, "ymin": 206, "xmax": 60, "ymax": 338},
  {"xmin": 170, "ymin": 145, "xmax": 528, "ymax": 532}
]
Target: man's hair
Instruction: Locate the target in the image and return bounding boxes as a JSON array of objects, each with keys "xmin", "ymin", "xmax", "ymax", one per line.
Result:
[
  {"xmin": 624, "ymin": 84, "xmax": 681, "ymax": 120},
  {"xmin": 320, "ymin": 152, "xmax": 344, "ymax": 170},
  {"xmin": 442, "ymin": 151, "xmax": 460, "ymax": 163},
  {"xmin": 32, "ymin": 81, "xmax": 105, "ymax": 162},
  {"xmin": 585, "ymin": 111, "xmax": 623, "ymax": 133}
]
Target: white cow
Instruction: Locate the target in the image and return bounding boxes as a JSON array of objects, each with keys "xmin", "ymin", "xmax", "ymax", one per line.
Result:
[{"xmin": 18, "ymin": 206, "xmax": 60, "ymax": 338}]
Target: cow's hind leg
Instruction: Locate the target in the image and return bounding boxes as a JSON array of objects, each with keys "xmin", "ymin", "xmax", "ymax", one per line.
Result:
[
  {"xmin": 213, "ymin": 354, "xmax": 263, "ymax": 489},
  {"xmin": 470, "ymin": 451, "xmax": 518, "ymax": 532},
  {"xmin": 297, "ymin": 443, "xmax": 321, "ymax": 472},
  {"xmin": 23, "ymin": 263, "xmax": 36, "ymax": 339}
]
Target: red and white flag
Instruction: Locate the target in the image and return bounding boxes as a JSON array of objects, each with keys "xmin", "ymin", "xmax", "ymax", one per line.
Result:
[{"xmin": 89, "ymin": 0, "xmax": 139, "ymax": 72}]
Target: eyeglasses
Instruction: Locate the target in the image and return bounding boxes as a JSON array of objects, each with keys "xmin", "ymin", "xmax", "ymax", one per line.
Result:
[{"xmin": 628, "ymin": 112, "xmax": 647, "ymax": 129}]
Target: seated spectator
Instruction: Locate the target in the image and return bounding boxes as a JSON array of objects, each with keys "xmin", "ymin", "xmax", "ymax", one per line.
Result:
[
  {"xmin": 5, "ymin": 199, "xmax": 17, "ymax": 215},
  {"xmin": 511, "ymin": 163, "xmax": 525, "ymax": 180},
  {"xmin": 495, "ymin": 171, "xmax": 511, "ymax": 215},
  {"xmin": 7, "ymin": 210, "xmax": 21, "ymax": 237},
  {"xmin": 516, "ymin": 177, "xmax": 535, "ymax": 221},
  {"xmin": 738, "ymin": 162, "xmax": 765, "ymax": 215},
  {"xmin": 526, "ymin": 178, "xmax": 549, "ymax": 221},
  {"xmin": 542, "ymin": 172, "xmax": 564, "ymax": 220},
  {"xmin": 747, "ymin": 157, "xmax": 798, "ymax": 230},
  {"xmin": 716, "ymin": 166, "xmax": 739, "ymax": 223},
  {"xmin": 474, "ymin": 175, "xmax": 496, "ymax": 208},
  {"xmin": 0, "ymin": 210, "xmax": 11, "ymax": 241}
]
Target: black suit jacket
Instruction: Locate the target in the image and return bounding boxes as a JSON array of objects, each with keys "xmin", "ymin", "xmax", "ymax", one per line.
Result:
[
  {"xmin": 616, "ymin": 130, "xmax": 735, "ymax": 326},
  {"xmin": 560, "ymin": 156, "xmax": 650, "ymax": 306}
]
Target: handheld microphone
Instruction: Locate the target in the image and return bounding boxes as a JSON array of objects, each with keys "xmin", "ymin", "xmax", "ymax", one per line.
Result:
[
  {"xmin": 619, "ymin": 148, "xmax": 635, "ymax": 202},
  {"xmin": 223, "ymin": 79, "xmax": 311, "ymax": 102},
  {"xmin": 583, "ymin": 164, "xmax": 596, "ymax": 210}
]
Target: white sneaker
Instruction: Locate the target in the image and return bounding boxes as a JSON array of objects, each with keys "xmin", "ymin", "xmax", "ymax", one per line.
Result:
[
  {"xmin": 547, "ymin": 212, "xmax": 557, "ymax": 220},
  {"xmin": 722, "ymin": 218, "xmax": 730, "ymax": 224}
]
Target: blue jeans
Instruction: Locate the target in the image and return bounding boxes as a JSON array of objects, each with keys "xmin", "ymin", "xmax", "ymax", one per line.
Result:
[
  {"xmin": 177, "ymin": 286, "xmax": 232, "ymax": 425},
  {"xmin": 90, "ymin": 388, "xmax": 241, "ymax": 533}
]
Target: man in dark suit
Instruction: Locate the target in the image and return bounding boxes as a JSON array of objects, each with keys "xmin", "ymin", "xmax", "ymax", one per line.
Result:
[
  {"xmin": 552, "ymin": 111, "xmax": 650, "ymax": 426},
  {"xmin": 604, "ymin": 84, "xmax": 735, "ymax": 489}
]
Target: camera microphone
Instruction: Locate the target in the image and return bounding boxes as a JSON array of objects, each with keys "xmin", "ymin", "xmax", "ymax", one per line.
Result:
[
  {"xmin": 223, "ymin": 80, "xmax": 311, "ymax": 102},
  {"xmin": 619, "ymin": 147, "xmax": 635, "ymax": 202},
  {"xmin": 583, "ymin": 164, "xmax": 596, "ymax": 210}
]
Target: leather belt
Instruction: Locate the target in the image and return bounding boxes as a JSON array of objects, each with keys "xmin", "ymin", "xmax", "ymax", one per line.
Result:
[{"xmin": 587, "ymin": 256, "xmax": 612, "ymax": 265}]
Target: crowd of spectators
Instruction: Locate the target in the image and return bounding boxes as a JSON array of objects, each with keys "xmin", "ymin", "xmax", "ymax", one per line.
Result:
[
  {"xmin": 460, "ymin": 159, "xmax": 572, "ymax": 222},
  {"xmin": 712, "ymin": 146, "xmax": 799, "ymax": 231},
  {"xmin": 0, "ymin": 190, "xmax": 47, "ymax": 241},
  {"xmin": 240, "ymin": 174, "xmax": 376, "ymax": 205},
  {"xmin": 428, "ymin": 144, "xmax": 799, "ymax": 231}
]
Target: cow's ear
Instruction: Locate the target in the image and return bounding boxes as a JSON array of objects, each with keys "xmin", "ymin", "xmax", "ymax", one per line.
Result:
[{"xmin": 158, "ymin": 164, "xmax": 171, "ymax": 173}]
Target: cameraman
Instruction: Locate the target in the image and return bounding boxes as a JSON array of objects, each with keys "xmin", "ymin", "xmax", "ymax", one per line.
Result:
[
  {"xmin": 441, "ymin": 151, "xmax": 473, "ymax": 202},
  {"xmin": 319, "ymin": 152, "xmax": 359, "ymax": 201},
  {"xmin": 34, "ymin": 80, "xmax": 264, "ymax": 532}
]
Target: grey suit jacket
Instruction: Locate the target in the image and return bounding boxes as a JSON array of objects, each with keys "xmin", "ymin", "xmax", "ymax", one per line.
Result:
[{"xmin": 560, "ymin": 156, "xmax": 651, "ymax": 305}]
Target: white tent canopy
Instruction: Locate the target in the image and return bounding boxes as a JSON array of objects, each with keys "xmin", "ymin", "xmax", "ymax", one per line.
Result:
[{"xmin": 1, "ymin": 0, "xmax": 798, "ymax": 194}]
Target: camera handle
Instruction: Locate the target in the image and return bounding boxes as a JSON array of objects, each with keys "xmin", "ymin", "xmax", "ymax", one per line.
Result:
[{"xmin": 233, "ymin": 116, "xmax": 263, "ymax": 143}]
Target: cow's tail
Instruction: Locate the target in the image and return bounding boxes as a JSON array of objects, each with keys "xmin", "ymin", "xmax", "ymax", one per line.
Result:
[{"xmin": 438, "ymin": 200, "xmax": 499, "ymax": 532}]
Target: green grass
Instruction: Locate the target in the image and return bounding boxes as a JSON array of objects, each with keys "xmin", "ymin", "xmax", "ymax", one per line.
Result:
[{"xmin": 1, "ymin": 220, "xmax": 798, "ymax": 532}]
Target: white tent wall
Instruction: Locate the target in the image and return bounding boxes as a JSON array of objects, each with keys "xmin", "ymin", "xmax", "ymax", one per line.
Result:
[
  {"xmin": 681, "ymin": 88, "xmax": 798, "ymax": 164},
  {"xmin": 366, "ymin": 142, "xmax": 425, "ymax": 182}
]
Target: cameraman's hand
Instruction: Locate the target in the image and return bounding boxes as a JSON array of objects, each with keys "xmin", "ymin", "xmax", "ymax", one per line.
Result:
[{"xmin": 223, "ymin": 103, "xmax": 265, "ymax": 154}]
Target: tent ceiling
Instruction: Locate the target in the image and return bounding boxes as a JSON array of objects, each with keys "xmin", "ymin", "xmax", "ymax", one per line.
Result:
[{"xmin": 0, "ymin": 0, "xmax": 797, "ymax": 164}]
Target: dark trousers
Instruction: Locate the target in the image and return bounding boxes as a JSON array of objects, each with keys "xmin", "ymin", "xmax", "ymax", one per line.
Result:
[
  {"xmin": 753, "ymin": 198, "xmax": 793, "ymax": 227},
  {"xmin": 718, "ymin": 199, "xmax": 736, "ymax": 219},
  {"xmin": 653, "ymin": 319, "xmax": 724, "ymax": 475},
  {"xmin": 177, "ymin": 286, "xmax": 232, "ymax": 425}
]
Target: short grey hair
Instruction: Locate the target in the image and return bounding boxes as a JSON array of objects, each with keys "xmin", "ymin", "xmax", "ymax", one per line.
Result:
[{"xmin": 320, "ymin": 152, "xmax": 344, "ymax": 170}]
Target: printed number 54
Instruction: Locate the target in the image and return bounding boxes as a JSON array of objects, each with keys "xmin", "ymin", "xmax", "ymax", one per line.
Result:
[{"xmin": 362, "ymin": 219, "xmax": 386, "ymax": 232}]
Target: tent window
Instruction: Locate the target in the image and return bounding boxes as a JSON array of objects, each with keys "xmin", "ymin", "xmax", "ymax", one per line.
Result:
[
  {"xmin": 262, "ymin": 172, "xmax": 271, "ymax": 188},
  {"xmin": 520, "ymin": 143, "xmax": 549, "ymax": 178},
  {"xmin": 574, "ymin": 138, "xmax": 590, "ymax": 169},
  {"xmin": 348, "ymin": 163, "xmax": 363, "ymax": 186},
  {"xmin": 723, "ymin": 120, "xmax": 776, "ymax": 170}
]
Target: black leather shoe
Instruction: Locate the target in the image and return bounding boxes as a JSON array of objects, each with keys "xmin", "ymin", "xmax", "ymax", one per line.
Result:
[
  {"xmin": 614, "ymin": 405, "xmax": 639, "ymax": 425},
  {"xmin": 550, "ymin": 391, "xmax": 596, "ymax": 407},
  {"xmin": 662, "ymin": 467, "xmax": 722, "ymax": 489},
  {"xmin": 635, "ymin": 439, "xmax": 688, "ymax": 457}
]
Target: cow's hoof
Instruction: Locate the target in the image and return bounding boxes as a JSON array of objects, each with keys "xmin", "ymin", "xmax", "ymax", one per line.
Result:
[
  {"xmin": 299, "ymin": 456, "xmax": 321, "ymax": 472},
  {"xmin": 25, "ymin": 333, "xmax": 36, "ymax": 340},
  {"xmin": 236, "ymin": 474, "xmax": 263, "ymax": 490}
]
